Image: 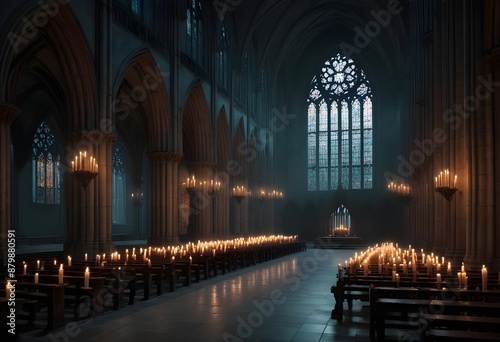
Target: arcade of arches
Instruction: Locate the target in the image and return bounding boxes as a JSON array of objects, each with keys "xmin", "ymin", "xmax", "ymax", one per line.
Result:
[{"xmin": 0, "ymin": 0, "xmax": 500, "ymax": 273}]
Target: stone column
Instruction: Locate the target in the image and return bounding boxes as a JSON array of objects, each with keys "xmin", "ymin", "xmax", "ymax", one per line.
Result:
[
  {"xmin": 190, "ymin": 162, "xmax": 215, "ymax": 240},
  {"xmin": 148, "ymin": 152, "xmax": 182, "ymax": 245},
  {"xmin": 64, "ymin": 131, "xmax": 115, "ymax": 258},
  {"xmin": 0, "ymin": 103, "xmax": 20, "ymax": 265}
]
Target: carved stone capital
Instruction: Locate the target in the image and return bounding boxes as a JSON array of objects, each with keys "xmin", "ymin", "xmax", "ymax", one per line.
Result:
[{"xmin": 0, "ymin": 103, "xmax": 20, "ymax": 125}]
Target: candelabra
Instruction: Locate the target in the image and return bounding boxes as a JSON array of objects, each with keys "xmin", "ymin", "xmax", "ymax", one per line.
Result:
[
  {"xmin": 387, "ymin": 181, "xmax": 412, "ymax": 204},
  {"xmin": 131, "ymin": 191, "xmax": 144, "ymax": 205},
  {"xmin": 434, "ymin": 169, "xmax": 458, "ymax": 201},
  {"xmin": 72, "ymin": 151, "xmax": 98, "ymax": 189},
  {"xmin": 257, "ymin": 188, "xmax": 284, "ymax": 201},
  {"xmin": 232, "ymin": 185, "xmax": 248, "ymax": 203}
]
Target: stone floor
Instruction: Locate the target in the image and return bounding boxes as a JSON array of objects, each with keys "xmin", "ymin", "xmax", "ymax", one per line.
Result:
[{"xmin": 17, "ymin": 244, "xmax": 377, "ymax": 342}]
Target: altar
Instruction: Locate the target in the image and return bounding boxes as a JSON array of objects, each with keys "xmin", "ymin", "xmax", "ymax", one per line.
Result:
[{"xmin": 314, "ymin": 204, "xmax": 365, "ymax": 249}]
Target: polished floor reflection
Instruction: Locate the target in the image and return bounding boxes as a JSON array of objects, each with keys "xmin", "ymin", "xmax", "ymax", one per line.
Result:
[{"xmin": 20, "ymin": 245, "xmax": 371, "ymax": 342}]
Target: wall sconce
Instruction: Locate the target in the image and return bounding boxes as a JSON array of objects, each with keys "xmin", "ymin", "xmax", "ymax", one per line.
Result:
[{"xmin": 435, "ymin": 169, "xmax": 458, "ymax": 201}]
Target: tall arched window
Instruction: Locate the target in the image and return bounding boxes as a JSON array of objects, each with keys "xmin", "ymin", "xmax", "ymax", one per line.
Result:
[
  {"xmin": 307, "ymin": 53, "xmax": 373, "ymax": 191},
  {"xmin": 32, "ymin": 122, "xmax": 61, "ymax": 204},
  {"xmin": 186, "ymin": 0, "xmax": 203, "ymax": 65},
  {"xmin": 217, "ymin": 22, "xmax": 229, "ymax": 89},
  {"xmin": 112, "ymin": 142, "xmax": 126, "ymax": 224}
]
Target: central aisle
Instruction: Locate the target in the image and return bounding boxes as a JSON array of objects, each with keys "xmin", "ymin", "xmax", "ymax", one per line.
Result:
[{"xmin": 25, "ymin": 246, "xmax": 369, "ymax": 342}]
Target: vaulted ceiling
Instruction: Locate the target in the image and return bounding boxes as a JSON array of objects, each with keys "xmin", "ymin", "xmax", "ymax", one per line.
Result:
[{"xmin": 225, "ymin": 0, "xmax": 409, "ymax": 96}]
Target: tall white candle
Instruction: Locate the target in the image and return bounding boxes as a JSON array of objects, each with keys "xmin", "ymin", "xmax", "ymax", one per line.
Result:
[
  {"xmin": 58, "ymin": 264, "xmax": 64, "ymax": 284},
  {"xmin": 68, "ymin": 256, "xmax": 72, "ymax": 267},
  {"xmin": 85, "ymin": 253, "xmax": 88, "ymax": 262},
  {"xmin": 481, "ymin": 265, "xmax": 488, "ymax": 291},
  {"xmin": 34, "ymin": 272, "xmax": 39, "ymax": 284},
  {"xmin": 436, "ymin": 273, "xmax": 441, "ymax": 289},
  {"xmin": 5, "ymin": 281, "xmax": 11, "ymax": 299},
  {"xmin": 84, "ymin": 267, "xmax": 90, "ymax": 288},
  {"xmin": 37, "ymin": 260, "xmax": 40, "ymax": 269},
  {"xmin": 23, "ymin": 264, "xmax": 27, "ymax": 275}
]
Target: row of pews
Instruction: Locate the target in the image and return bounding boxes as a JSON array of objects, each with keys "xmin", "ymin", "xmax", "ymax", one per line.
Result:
[
  {"xmin": 330, "ymin": 243, "xmax": 500, "ymax": 341},
  {"xmin": 1, "ymin": 239, "xmax": 306, "ymax": 336}
]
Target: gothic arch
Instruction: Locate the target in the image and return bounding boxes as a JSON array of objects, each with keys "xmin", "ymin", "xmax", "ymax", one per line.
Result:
[
  {"xmin": 182, "ymin": 80, "xmax": 213, "ymax": 162},
  {"xmin": 2, "ymin": 3, "xmax": 97, "ymax": 131},
  {"xmin": 114, "ymin": 48, "xmax": 172, "ymax": 152}
]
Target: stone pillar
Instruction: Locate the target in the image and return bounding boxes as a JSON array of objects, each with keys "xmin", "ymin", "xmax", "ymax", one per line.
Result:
[
  {"xmin": 0, "ymin": 103, "xmax": 20, "ymax": 265},
  {"xmin": 190, "ymin": 162, "xmax": 214, "ymax": 240},
  {"xmin": 64, "ymin": 131, "xmax": 115, "ymax": 258},
  {"xmin": 148, "ymin": 152, "xmax": 182, "ymax": 245}
]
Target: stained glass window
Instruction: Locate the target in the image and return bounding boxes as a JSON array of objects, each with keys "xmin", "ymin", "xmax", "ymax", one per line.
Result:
[
  {"xmin": 112, "ymin": 142, "xmax": 126, "ymax": 225},
  {"xmin": 217, "ymin": 22, "xmax": 229, "ymax": 89},
  {"xmin": 131, "ymin": 0, "xmax": 141, "ymax": 15},
  {"xmin": 307, "ymin": 53, "xmax": 373, "ymax": 191},
  {"xmin": 32, "ymin": 122, "xmax": 61, "ymax": 204},
  {"xmin": 186, "ymin": 0, "xmax": 203, "ymax": 65}
]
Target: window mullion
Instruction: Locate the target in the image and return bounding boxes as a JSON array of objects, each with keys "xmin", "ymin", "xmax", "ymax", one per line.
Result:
[
  {"xmin": 349, "ymin": 101, "xmax": 352, "ymax": 189},
  {"xmin": 360, "ymin": 100, "xmax": 365, "ymax": 189}
]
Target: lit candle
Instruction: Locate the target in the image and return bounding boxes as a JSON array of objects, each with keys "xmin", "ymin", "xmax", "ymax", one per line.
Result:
[
  {"xmin": 461, "ymin": 262, "xmax": 465, "ymax": 273},
  {"xmin": 147, "ymin": 259, "xmax": 151, "ymax": 267},
  {"xmin": 37, "ymin": 260, "xmax": 40, "ymax": 269},
  {"xmin": 5, "ymin": 281, "xmax": 11, "ymax": 299},
  {"xmin": 54, "ymin": 259, "xmax": 57, "ymax": 266},
  {"xmin": 84, "ymin": 267, "xmax": 90, "ymax": 288},
  {"xmin": 68, "ymin": 256, "xmax": 72, "ymax": 267},
  {"xmin": 436, "ymin": 273, "xmax": 441, "ymax": 289},
  {"xmin": 23, "ymin": 263, "xmax": 27, "ymax": 275},
  {"xmin": 59, "ymin": 264, "xmax": 64, "ymax": 284},
  {"xmin": 482, "ymin": 265, "xmax": 488, "ymax": 292},
  {"xmin": 447, "ymin": 262, "xmax": 452, "ymax": 275},
  {"xmin": 85, "ymin": 253, "xmax": 88, "ymax": 262},
  {"xmin": 457, "ymin": 272, "xmax": 461, "ymax": 288},
  {"xmin": 395, "ymin": 273, "xmax": 400, "ymax": 287},
  {"xmin": 34, "ymin": 272, "xmax": 39, "ymax": 284}
]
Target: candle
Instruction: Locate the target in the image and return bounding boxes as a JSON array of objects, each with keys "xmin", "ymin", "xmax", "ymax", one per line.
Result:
[
  {"xmin": 5, "ymin": 281, "xmax": 11, "ymax": 299},
  {"xmin": 461, "ymin": 262, "xmax": 465, "ymax": 273},
  {"xmin": 59, "ymin": 264, "xmax": 64, "ymax": 284},
  {"xmin": 34, "ymin": 273, "xmax": 39, "ymax": 284},
  {"xmin": 68, "ymin": 256, "xmax": 72, "ymax": 267},
  {"xmin": 23, "ymin": 264, "xmax": 27, "ymax": 275},
  {"xmin": 395, "ymin": 273, "xmax": 400, "ymax": 287},
  {"xmin": 37, "ymin": 260, "xmax": 40, "ymax": 269},
  {"xmin": 84, "ymin": 267, "xmax": 90, "ymax": 288},
  {"xmin": 481, "ymin": 265, "xmax": 488, "ymax": 291},
  {"xmin": 85, "ymin": 253, "xmax": 88, "ymax": 262},
  {"xmin": 148, "ymin": 259, "xmax": 151, "ymax": 267},
  {"xmin": 436, "ymin": 273, "xmax": 441, "ymax": 289},
  {"xmin": 447, "ymin": 262, "xmax": 451, "ymax": 275},
  {"xmin": 457, "ymin": 272, "xmax": 461, "ymax": 288},
  {"xmin": 54, "ymin": 259, "xmax": 57, "ymax": 266}
]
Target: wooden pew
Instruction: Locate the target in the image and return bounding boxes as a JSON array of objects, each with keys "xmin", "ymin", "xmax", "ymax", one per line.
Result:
[
  {"xmin": 1, "ymin": 282, "xmax": 67, "ymax": 332},
  {"xmin": 369, "ymin": 286, "xmax": 500, "ymax": 342}
]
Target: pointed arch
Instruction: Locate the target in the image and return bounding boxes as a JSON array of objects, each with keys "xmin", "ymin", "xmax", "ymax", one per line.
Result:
[
  {"xmin": 114, "ymin": 48, "xmax": 172, "ymax": 152},
  {"xmin": 233, "ymin": 117, "xmax": 246, "ymax": 179},
  {"xmin": 3, "ymin": 4, "xmax": 98, "ymax": 131},
  {"xmin": 182, "ymin": 80, "xmax": 213, "ymax": 162},
  {"xmin": 216, "ymin": 106, "xmax": 230, "ymax": 171}
]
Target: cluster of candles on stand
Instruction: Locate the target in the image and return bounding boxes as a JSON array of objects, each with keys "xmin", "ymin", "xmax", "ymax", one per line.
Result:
[
  {"xmin": 387, "ymin": 181, "xmax": 411, "ymax": 195},
  {"xmin": 257, "ymin": 189, "xmax": 284, "ymax": 200},
  {"xmin": 337, "ymin": 242, "xmax": 497, "ymax": 291},
  {"xmin": 332, "ymin": 224, "xmax": 350, "ymax": 237},
  {"xmin": 183, "ymin": 175, "xmax": 221, "ymax": 194},
  {"xmin": 435, "ymin": 169, "xmax": 457, "ymax": 189},
  {"xmin": 232, "ymin": 185, "xmax": 249, "ymax": 197},
  {"xmin": 71, "ymin": 151, "xmax": 98, "ymax": 173}
]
